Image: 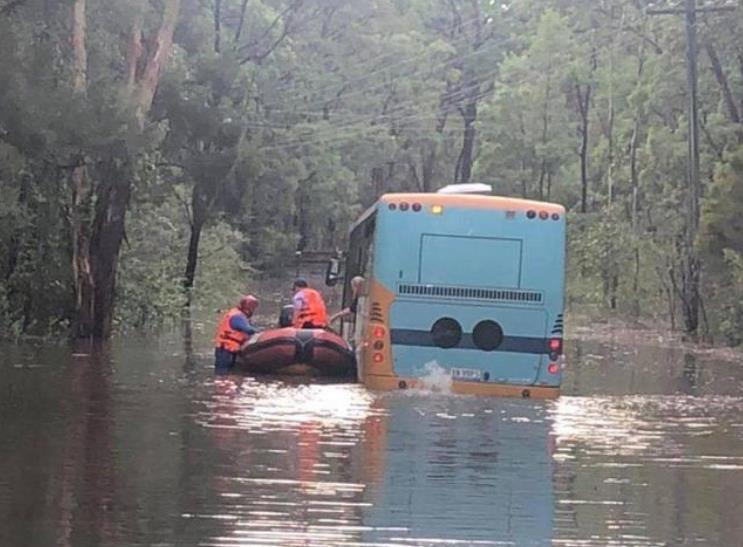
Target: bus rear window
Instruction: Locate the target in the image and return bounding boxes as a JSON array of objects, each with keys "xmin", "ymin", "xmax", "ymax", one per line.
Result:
[{"xmin": 419, "ymin": 235, "xmax": 522, "ymax": 288}]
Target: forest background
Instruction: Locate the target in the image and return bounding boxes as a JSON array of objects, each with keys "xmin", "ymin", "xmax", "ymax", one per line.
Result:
[{"xmin": 1, "ymin": 0, "xmax": 743, "ymax": 345}]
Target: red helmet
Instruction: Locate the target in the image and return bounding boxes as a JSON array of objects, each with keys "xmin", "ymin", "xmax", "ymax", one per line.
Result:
[{"xmin": 238, "ymin": 295, "xmax": 259, "ymax": 315}]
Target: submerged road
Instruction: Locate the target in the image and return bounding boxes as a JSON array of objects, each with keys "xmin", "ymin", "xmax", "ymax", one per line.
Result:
[{"xmin": 1, "ymin": 317, "xmax": 742, "ymax": 546}]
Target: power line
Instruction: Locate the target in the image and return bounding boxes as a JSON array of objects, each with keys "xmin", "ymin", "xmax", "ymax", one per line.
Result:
[
  {"xmin": 258, "ymin": 33, "xmax": 511, "ymax": 115},
  {"xmin": 254, "ymin": 10, "xmax": 499, "ymax": 103},
  {"xmin": 247, "ymin": 37, "xmax": 641, "ymax": 153}
]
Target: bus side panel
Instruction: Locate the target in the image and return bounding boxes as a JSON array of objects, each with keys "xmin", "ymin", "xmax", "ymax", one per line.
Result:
[{"xmin": 357, "ymin": 279, "xmax": 396, "ymax": 383}]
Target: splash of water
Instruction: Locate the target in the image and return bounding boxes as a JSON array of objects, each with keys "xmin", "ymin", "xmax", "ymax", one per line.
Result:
[{"xmin": 414, "ymin": 361, "xmax": 453, "ymax": 394}]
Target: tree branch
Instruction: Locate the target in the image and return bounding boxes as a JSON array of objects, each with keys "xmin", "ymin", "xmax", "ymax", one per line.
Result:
[
  {"xmin": 234, "ymin": 0, "xmax": 248, "ymax": 44},
  {"xmin": 71, "ymin": 0, "xmax": 87, "ymax": 93},
  {"xmin": 132, "ymin": 0, "xmax": 182, "ymax": 124},
  {"xmin": 595, "ymin": 7, "xmax": 664, "ymax": 55},
  {"xmin": 408, "ymin": 157, "xmax": 421, "ymax": 191},
  {"xmin": 172, "ymin": 185, "xmax": 193, "ymax": 228},
  {"xmin": 1, "ymin": 0, "xmax": 27, "ymax": 16},
  {"xmin": 213, "ymin": 0, "xmax": 221, "ymax": 53},
  {"xmin": 699, "ymin": 113, "xmax": 725, "ymax": 162},
  {"xmin": 239, "ymin": 0, "xmax": 303, "ymax": 64},
  {"xmin": 705, "ymin": 40, "xmax": 740, "ymax": 124}
]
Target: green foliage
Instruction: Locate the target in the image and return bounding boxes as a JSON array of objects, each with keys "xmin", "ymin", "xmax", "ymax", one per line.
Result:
[
  {"xmin": 699, "ymin": 147, "xmax": 743, "ymax": 261},
  {"xmin": 568, "ymin": 211, "xmax": 631, "ymax": 307},
  {"xmin": 1, "ymin": 0, "xmax": 743, "ymax": 343},
  {"xmin": 698, "ymin": 147, "xmax": 743, "ymax": 344},
  {"xmin": 115, "ymin": 188, "xmax": 250, "ymax": 330},
  {"xmin": 716, "ymin": 249, "xmax": 743, "ymax": 345},
  {"xmin": 475, "ymin": 9, "xmax": 576, "ymax": 201}
]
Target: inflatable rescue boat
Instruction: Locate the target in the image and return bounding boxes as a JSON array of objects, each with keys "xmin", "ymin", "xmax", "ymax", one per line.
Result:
[{"xmin": 239, "ymin": 327, "xmax": 356, "ymax": 377}]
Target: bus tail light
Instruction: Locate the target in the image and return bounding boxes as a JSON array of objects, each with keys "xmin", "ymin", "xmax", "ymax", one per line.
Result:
[
  {"xmin": 400, "ymin": 202, "xmax": 410, "ymax": 211},
  {"xmin": 412, "ymin": 202, "xmax": 422, "ymax": 212},
  {"xmin": 372, "ymin": 353, "xmax": 384, "ymax": 363},
  {"xmin": 539, "ymin": 211, "xmax": 549, "ymax": 220},
  {"xmin": 548, "ymin": 338, "xmax": 562, "ymax": 354},
  {"xmin": 372, "ymin": 326, "xmax": 386, "ymax": 339},
  {"xmin": 547, "ymin": 362, "xmax": 560, "ymax": 375}
]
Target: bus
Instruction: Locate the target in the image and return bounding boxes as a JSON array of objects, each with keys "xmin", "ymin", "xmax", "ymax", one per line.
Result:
[{"xmin": 333, "ymin": 184, "xmax": 566, "ymax": 398}]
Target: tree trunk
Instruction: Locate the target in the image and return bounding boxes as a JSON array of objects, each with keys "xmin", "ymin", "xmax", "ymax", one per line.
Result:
[
  {"xmin": 234, "ymin": 0, "xmax": 249, "ymax": 44},
  {"xmin": 180, "ymin": 103, "xmax": 249, "ymax": 306},
  {"xmin": 69, "ymin": 0, "xmax": 94, "ymax": 338},
  {"xmin": 705, "ymin": 41, "xmax": 742, "ymax": 142},
  {"xmin": 609, "ymin": 273, "xmax": 618, "ymax": 310},
  {"xmin": 575, "ymin": 48, "xmax": 596, "ymax": 214},
  {"xmin": 680, "ymin": 254, "xmax": 701, "ymax": 336},
  {"xmin": 537, "ymin": 159, "xmax": 546, "ymax": 201},
  {"xmin": 629, "ymin": 119, "xmax": 639, "ymax": 228},
  {"xmin": 183, "ymin": 185, "xmax": 207, "ymax": 308},
  {"xmin": 5, "ymin": 174, "xmax": 30, "ymax": 295},
  {"xmin": 705, "ymin": 42, "xmax": 740, "ymax": 124},
  {"xmin": 630, "ymin": 118, "xmax": 641, "ymax": 316},
  {"xmin": 296, "ymin": 171, "xmax": 316, "ymax": 252},
  {"xmin": 579, "ymin": 117, "xmax": 589, "ymax": 213},
  {"xmin": 576, "ymin": 83, "xmax": 591, "ymax": 213},
  {"xmin": 86, "ymin": 161, "xmax": 133, "ymax": 339},
  {"xmin": 71, "ymin": 0, "xmax": 87, "ymax": 92},
  {"xmin": 539, "ymin": 79, "xmax": 550, "ymax": 202},
  {"xmin": 132, "ymin": 0, "xmax": 181, "ymax": 125},
  {"xmin": 421, "ymin": 142, "xmax": 436, "ymax": 193},
  {"xmin": 73, "ymin": 0, "xmax": 181, "ymax": 339},
  {"xmin": 371, "ymin": 166, "xmax": 384, "ymax": 200},
  {"xmin": 632, "ymin": 246, "xmax": 641, "ymax": 317},
  {"xmin": 71, "ymin": 168, "xmax": 95, "ymax": 338},
  {"xmin": 454, "ymin": 101, "xmax": 476, "ymax": 184},
  {"xmin": 214, "ymin": 0, "xmax": 221, "ymax": 53}
]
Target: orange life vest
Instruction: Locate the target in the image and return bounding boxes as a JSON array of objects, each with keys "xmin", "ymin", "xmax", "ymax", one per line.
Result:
[
  {"xmin": 293, "ymin": 288, "xmax": 329, "ymax": 328},
  {"xmin": 214, "ymin": 308, "xmax": 250, "ymax": 352}
]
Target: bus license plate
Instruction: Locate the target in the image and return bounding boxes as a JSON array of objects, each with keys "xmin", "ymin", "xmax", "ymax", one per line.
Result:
[{"xmin": 450, "ymin": 367, "xmax": 483, "ymax": 382}]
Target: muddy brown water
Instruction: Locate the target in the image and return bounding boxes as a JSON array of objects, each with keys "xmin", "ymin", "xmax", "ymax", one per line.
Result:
[{"xmin": 1, "ymin": 312, "xmax": 742, "ymax": 546}]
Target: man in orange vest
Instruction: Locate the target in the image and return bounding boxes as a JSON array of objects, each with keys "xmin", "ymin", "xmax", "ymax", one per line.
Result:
[
  {"xmin": 214, "ymin": 295, "xmax": 259, "ymax": 372},
  {"xmin": 292, "ymin": 278, "xmax": 329, "ymax": 329}
]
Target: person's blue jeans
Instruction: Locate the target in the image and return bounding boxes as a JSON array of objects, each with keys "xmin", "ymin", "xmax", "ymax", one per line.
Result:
[{"xmin": 214, "ymin": 347, "xmax": 237, "ymax": 374}]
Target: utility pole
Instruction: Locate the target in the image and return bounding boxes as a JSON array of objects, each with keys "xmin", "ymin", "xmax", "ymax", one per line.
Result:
[{"xmin": 647, "ymin": 0, "xmax": 736, "ymax": 336}]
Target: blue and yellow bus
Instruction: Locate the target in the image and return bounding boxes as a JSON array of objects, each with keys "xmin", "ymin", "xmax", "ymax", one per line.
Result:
[{"xmin": 336, "ymin": 185, "xmax": 566, "ymax": 398}]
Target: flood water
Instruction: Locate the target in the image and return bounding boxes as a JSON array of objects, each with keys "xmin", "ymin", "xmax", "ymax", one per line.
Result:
[{"xmin": 2, "ymin": 318, "xmax": 743, "ymax": 546}]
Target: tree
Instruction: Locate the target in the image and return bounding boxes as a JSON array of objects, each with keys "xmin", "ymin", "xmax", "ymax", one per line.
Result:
[{"xmin": 475, "ymin": 10, "xmax": 575, "ymax": 201}]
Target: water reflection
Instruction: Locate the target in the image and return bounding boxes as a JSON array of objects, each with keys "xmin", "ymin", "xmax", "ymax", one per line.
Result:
[
  {"xmin": 552, "ymin": 375, "xmax": 743, "ymax": 545},
  {"xmin": 360, "ymin": 395, "xmax": 554, "ymax": 546},
  {"xmin": 187, "ymin": 378, "xmax": 379, "ymax": 546},
  {"xmin": 0, "ymin": 345, "xmax": 118, "ymax": 547},
  {"xmin": 2, "ymin": 327, "xmax": 743, "ymax": 547},
  {"xmin": 189, "ymin": 380, "xmax": 555, "ymax": 547}
]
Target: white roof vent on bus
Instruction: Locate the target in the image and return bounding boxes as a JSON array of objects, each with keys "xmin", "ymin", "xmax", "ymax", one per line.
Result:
[{"xmin": 436, "ymin": 183, "xmax": 493, "ymax": 195}]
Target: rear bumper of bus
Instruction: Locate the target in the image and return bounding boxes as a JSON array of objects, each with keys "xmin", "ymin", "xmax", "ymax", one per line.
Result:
[{"xmin": 363, "ymin": 374, "xmax": 560, "ymax": 399}]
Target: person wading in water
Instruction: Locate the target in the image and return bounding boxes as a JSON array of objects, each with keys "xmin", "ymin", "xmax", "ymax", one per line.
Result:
[{"xmin": 213, "ymin": 295, "xmax": 259, "ymax": 373}]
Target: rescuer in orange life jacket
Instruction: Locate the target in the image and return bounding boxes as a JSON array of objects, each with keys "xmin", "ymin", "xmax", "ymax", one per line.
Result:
[
  {"xmin": 214, "ymin": 295, "xmax": 259, "ymax": 372},
  {"xmin": 292, "ymin": 278, "xmax": 329, "ymax": 329}
]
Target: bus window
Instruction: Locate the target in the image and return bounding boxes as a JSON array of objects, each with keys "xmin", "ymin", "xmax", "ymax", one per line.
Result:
[{"xmin": 341, "ymin": 212, "xmax": 376, "ymax": 340}]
